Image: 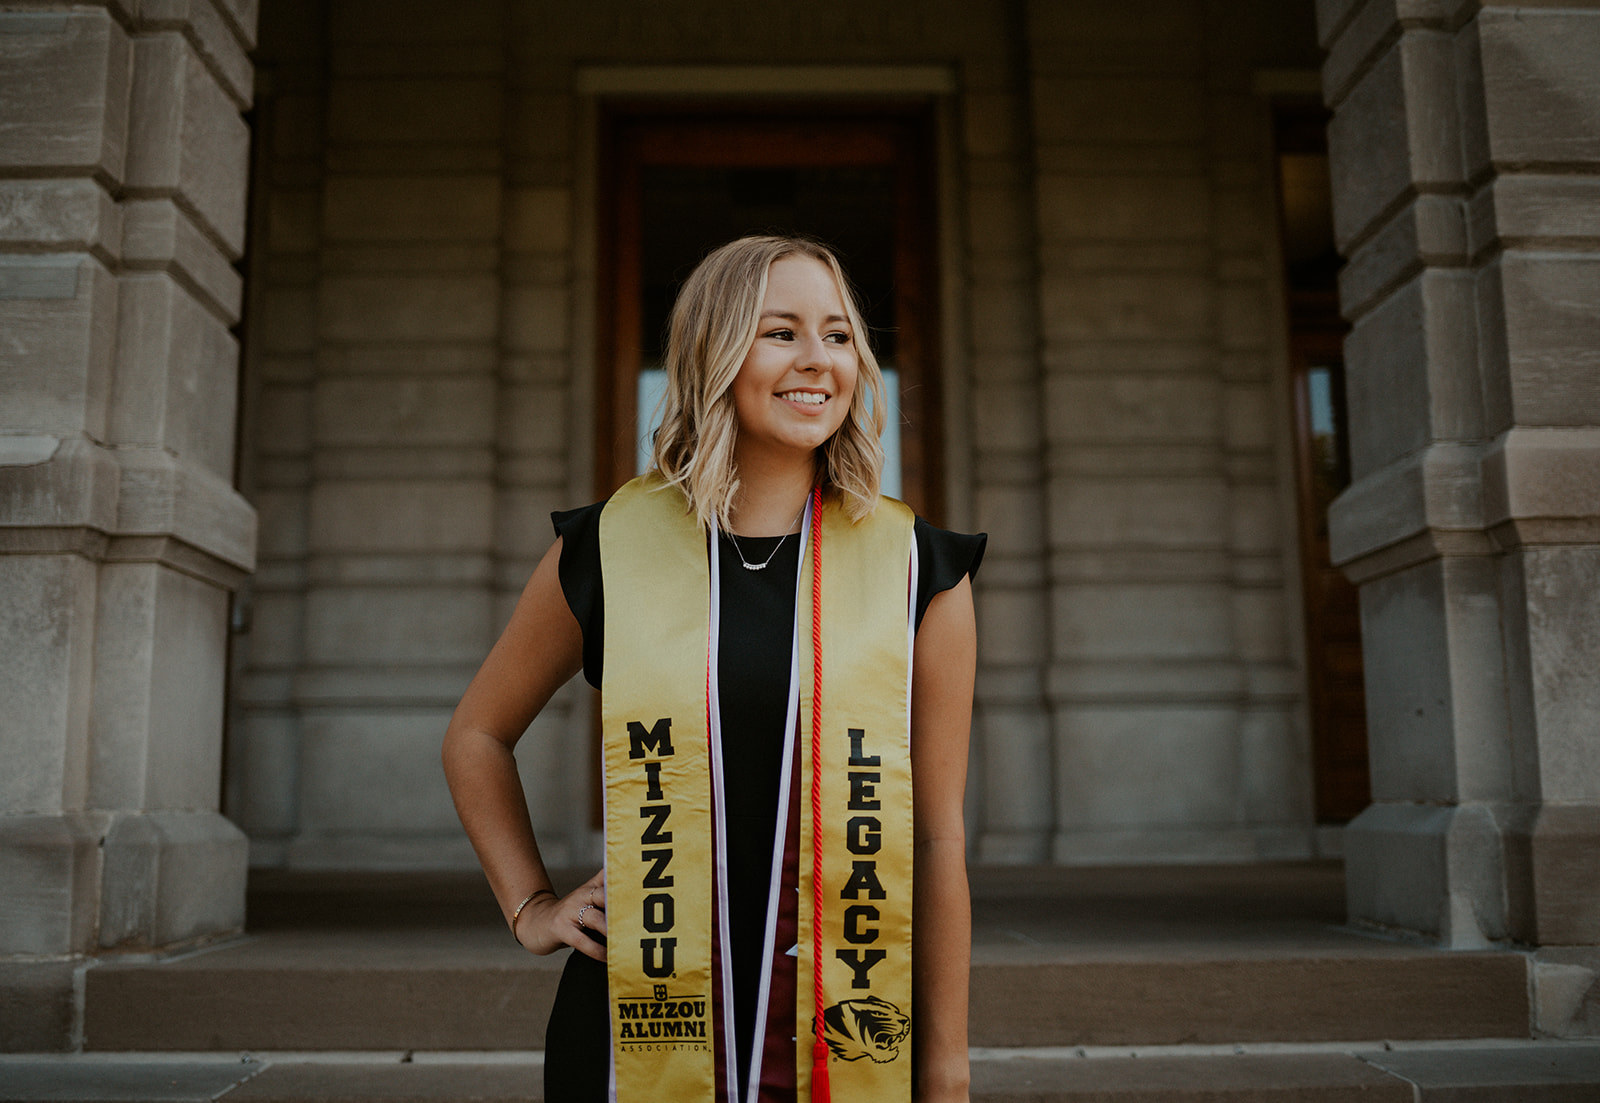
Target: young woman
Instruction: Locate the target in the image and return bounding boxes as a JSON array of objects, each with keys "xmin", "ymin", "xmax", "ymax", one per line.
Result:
[{"xmin": 442, "ymin": 236, "xmax": 982, "ymax": 1103}]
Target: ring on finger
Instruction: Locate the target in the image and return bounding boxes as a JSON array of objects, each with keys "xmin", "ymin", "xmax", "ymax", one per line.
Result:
[{"xmin": 577, "ymin": 904, "xmax": 593, "ymax": 929}]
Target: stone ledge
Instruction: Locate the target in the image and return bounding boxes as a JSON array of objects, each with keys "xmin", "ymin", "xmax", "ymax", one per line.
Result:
[
  {"xmin": 0, "ymin": 813, "xmax": 108, "ymax": 956},
  {"xmin": 120, "ymin": 198, "xmax": 244, "ymax": 322},
  {"xmin": 112, "ymin": 449, "xmax": 255, "ymax": 573},
  {"xmin": 1322, "ymin": 0, "xmax": 1409, "ymax": 110},
  {"xmin": 136, "ymin": 0, "xmax": 255, "ymax": 109},
  {"xmin": 0, "ymin": 811, "xmax": 246, "ymax": 958},
  {"xmin": 0, "ymin": 529, "xmax": 247, "ymax": 591},
  {"xmin": 123, "ymin": 33, "xmax": 251, "ymax": 257},
  {"xmin": 1318, "ymin": 0, "xmax": 1478, "ymax": 82},
  {"xmin": 1328, "ymin": 33, "xmax": 1470, "ymax": 255},
  {"xmin": 1481, "ymin": 428, "xmax": 1600, "ymax": 537},
  {"xmin": 1470, "ymin": 175, "xmax": 1600, "ymax": 254},
  {"xmin": 1332, "ymin": 430, "xmax": 1600, "ymax": 576},
  {"xmin": 1345, "ymin": 801, "xmax": 1513, "ymax": 947},
  {"xmin": 1505, "ymin": 804, "xmax": 1600, "ymax": 946},
  {"xmin": 0, "ymin": 441, "xmax": 255, "ymax": 582},
  {"xmin": 1338, "ymin": 195, "xmax": 1470, "ymax": 321},
  {"xmin": 0, "ymin": 180, "xmax": 123, "ymax": 259},
  {"xmin": 97, "ymin": 810, "xmax": 247, "ymax": 951},
  {"xmin": 1329, "ymin": 442, "xmax": 1491, "ymax": 579},
  {"xmin": 99, "ymin": 533, "xmax": 248, "ymax": 591},
  {"xmin": 0, "ymin": 439, "xmax": 121, "ymax": 534}
]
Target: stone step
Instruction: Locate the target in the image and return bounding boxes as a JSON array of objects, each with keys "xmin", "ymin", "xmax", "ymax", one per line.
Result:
[
  {"xmin": 969, "ymin": 1044, "xmax": 1600, "ymax": 1101},
  {"xmin": 6, "ymin": 1044, "xmax": 1600, "ymax": 1103},
  {"xmin": 75, "ymin": 865, "xmax": 1532, "ymax": 1053},
  {"xmin": 77, "ymin": 936, "xmax": 1530, "ymax": 1052},
  {"xmin": 965, "ymin": 950, "xmax": 1529, "ymax": 1047}
]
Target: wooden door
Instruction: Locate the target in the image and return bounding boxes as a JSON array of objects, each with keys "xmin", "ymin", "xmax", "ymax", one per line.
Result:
[
  {"xmin": 596, "ymin": 105, "xmax": 944, "ymax": 522},
  {"xmin": 1291, "ymin": 337, "xmax": 1370, "ymax": 821},
  {"xmin": 1275, "ymin": 103, "xmax": 1370, "ymax": 823}
]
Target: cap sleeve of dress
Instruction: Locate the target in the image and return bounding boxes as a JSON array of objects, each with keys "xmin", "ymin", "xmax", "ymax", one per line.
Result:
[
  {"xmin": 551, "ymin": 500, "xmax": 607, "ymax": 688},
  {"xmin": 913, "ymin": 516, "xmax": 986, "ymax": 631}
]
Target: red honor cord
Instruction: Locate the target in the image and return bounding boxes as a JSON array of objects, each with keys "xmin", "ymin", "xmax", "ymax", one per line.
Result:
[{"xmin": 807, "ymin": 485, "xmax": 831, "ymax": 1103}]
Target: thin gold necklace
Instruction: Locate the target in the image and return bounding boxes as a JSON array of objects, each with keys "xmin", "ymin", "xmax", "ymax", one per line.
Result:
[{"xmin": 727, "ymin": 501, "xmax": 807, "ymax": 571}]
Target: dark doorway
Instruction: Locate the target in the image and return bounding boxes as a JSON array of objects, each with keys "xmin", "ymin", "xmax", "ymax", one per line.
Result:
[
  {"xmin": 1274, "ymin": 103, "xmax": 1369, "ymax": 823},
  {"xmin": 596, "ymin": 106, "xmax": 944, "ymax": 521}
]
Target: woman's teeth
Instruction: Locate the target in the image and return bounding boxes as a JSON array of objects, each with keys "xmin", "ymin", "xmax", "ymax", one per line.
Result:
[{"xmin": 781, "ymin": 392, "xmax": 827, "ymax": 405}]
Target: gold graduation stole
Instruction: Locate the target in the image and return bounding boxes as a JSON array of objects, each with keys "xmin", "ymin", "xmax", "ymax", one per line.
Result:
[{"xmin": 600, "ymin": 474, "xmax": 915, "ymax": 1103}]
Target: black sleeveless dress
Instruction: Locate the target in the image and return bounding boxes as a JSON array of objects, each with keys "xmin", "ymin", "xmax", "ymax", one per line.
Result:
[{"xmin": 545, "ymin": 500, "xmax": 984, "ymax": 1102}]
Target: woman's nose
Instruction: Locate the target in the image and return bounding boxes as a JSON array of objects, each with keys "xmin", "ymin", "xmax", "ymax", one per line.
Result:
[{"xmin": 796, "ymin": 333, "xmax": 829, "ymax": 370}]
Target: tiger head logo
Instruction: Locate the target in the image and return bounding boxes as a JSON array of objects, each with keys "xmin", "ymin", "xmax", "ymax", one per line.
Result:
[{"xmin": 821, "ymin": 996, "xmax": 911, "ymax": 1063}]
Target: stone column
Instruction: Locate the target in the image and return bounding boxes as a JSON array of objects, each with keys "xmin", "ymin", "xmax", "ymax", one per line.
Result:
[
  {"xmin": 0, "ymin": 0, "xmax": 257, "ymax": 956},
  {"xmin": 1319, "ymin": 0, "xmax": 1600, "ymax": 951},
  {"xmin": 224, "ymin": 0, "xmax": 326, "ymax": 865},
  {"xmin": 966, "ymin": 22, "xmax": 1054, "ymax": 864},
  {"xmin": 1030, "ymin": 1, "xmax": 1266, "ymax": 863},
  {"xmin": 502, "ymin": 12, "xmax": 589, "ymax": 866},
  {"xmin": 281, "ymin": 0, "xmax": 507, "ymax": 868},
  {"xmin": 1206, "ymin": 79, "xmax": 1310, "ymax": 859}
]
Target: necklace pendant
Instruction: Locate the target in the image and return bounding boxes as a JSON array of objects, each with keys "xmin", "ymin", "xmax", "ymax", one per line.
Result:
[{"xmin": 726, "ymin": 500, "xmax": 807, "ymax": 572}]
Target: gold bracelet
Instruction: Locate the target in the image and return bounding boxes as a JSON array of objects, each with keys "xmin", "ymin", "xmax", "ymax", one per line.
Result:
[{"xmin": 510, "ymin": 888, "xmax": 556, "ymax": 941}]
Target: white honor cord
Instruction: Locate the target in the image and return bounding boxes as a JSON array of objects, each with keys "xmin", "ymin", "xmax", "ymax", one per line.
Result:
[
  {"xmin": 605, "ymin": 707, "xmax": 618, "ymax": 1103},
  {"xmin": 743, "ymin": 495, "xmax": 811, "ymax": 1103},
  {"xmin": 708, "ymin": 499, "xmax": 814, "ymax": 1103},
  {"xmin": 706, "ymin": 518, "xmax": 740, "ymax": 1103},
  {"xmin": 907, "ymin": 536, "xmax": 919, "ymax": 749}
]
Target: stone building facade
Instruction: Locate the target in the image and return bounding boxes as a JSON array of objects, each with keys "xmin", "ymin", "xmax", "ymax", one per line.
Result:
[
  {"xmin": 227, "ymin": 0, "xmax": 1329, "ymax": 875},
  {"xmin": 2, "ymin": 0, "xmax": 1596, "ymax": 1013}
]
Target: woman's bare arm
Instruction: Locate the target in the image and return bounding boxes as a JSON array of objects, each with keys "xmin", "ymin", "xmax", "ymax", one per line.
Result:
[
  {"xmin": 441, "ymin": 537, "xmax": 608, "ymax": 958},
  {"xmin": 910, "ymin": 574, "xmax": 977, "ymax": 1103}
]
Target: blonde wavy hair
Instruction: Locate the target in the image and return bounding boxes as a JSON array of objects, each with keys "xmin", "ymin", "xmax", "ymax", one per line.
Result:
[{"xmin": 649, "ymin": 235, "xmax": 887, "ymax": 530}]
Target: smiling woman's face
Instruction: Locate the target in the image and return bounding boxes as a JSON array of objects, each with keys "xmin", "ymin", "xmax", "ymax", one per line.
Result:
[{"xmin": 730, "ymin": 254, "xmax": 859, "ymax": 471}]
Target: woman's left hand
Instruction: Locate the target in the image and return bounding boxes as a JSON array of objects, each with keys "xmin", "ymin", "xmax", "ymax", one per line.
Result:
[{"xmin": 514, "ymin": 869, "xmax": 607, "ymax": 960}]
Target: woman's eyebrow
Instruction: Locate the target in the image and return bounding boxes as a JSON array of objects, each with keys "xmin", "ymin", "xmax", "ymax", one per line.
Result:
[{"xmin": 759, "ymin": 310, "xmax": 851, "ymax": 324}]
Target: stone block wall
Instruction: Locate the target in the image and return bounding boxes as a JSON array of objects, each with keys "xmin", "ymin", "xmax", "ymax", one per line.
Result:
[
  {"xmin": 1319, "ymin": 0, "xmax": 1600, "ymax": 950},
  {"xmin": 225, "ymin": 0, "xmax": 321, "ymax": 861},
  {"xmin": 1028, "ymin": 0, "xmax": 1311, "ymax": 863},
  {"xmin": 0, "ymin": 0, "xmax": 258, "ymax": 955},
  {"xmin": 232, "ymin": 0, "xmax": 1324, "ymax": 871},
  {"xmin": 232, "ymin": 0, "xmax": 591, "ymax": 869},
  {"xmin": 964, "ymin": 10, "xmax": 1053, "ymax": 863}
]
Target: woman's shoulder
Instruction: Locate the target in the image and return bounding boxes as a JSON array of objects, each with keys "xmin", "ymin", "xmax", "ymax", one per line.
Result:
[
  {"xmin": 550, "ymin": 499, "xmax": 610, "ymax": 690},
  {"xmin": 906, "ymin": 511, "xmax": 985, "ymax": 629},
  {"xmin": 551, "ymin": 498, "xmax": 607, "ymax": 538},
  {"xmin": 549, "ymin": 497, "xmax": 611, "ymax": 601},
  {"xmin": 912, "ymin": 515, "xmax": 986, "ymax": 577}
]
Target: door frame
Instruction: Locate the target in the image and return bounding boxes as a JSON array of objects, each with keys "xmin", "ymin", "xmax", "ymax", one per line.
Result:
[
  {"xmin": 1272, "ymin": 99, "xmax": 1370, "ymax": 823},
  {"xmin": 594, "ymin": 100, "xmax": 945, "ymax": 522}
]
